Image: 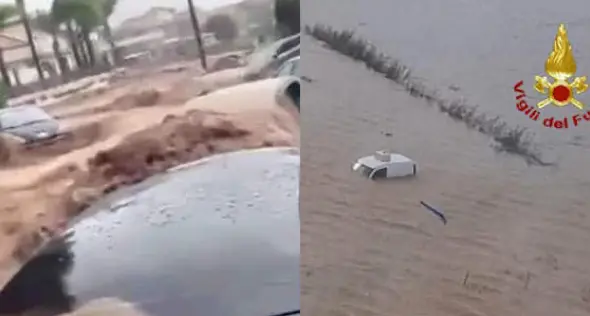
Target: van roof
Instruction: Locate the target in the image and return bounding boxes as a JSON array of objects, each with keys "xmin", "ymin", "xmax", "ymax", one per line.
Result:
[{"xmin": 357, "ymin": 153, "xmax": 412, "ymax": 168}]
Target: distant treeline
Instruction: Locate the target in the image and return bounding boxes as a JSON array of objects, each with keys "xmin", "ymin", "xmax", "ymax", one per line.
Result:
[{"xmin": 306, "ymin": 24, "xmax": 552, "ymax": 167}]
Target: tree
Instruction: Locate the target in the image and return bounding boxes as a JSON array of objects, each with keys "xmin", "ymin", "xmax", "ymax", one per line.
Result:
[
  {"xmin": 99, "ymin": 0, "xmax": 118, "ymax": 64},
  {"xmin": 186, "ymin": 0, "xmax": 207, "ymax": 70},
  {"xmin": 15, "ymin": 0, "xmax": 44, "ymax": 81},
  {"xmin": 51, "ymin": 0, "xmax": 82, "ymax": 69},
  {"xmin": 32, "ymin": 11, "xmax": 68, "ymax": 75},
  {"xmin": 0, "ymin": 4, "xmax": 17, "ymax": 87},
  {"xmin": 204, "ymin": 14, "xmax": 238, "ymax": 43},
  {"xmin": 51, "ymin": 0, "xmax": 102, "ymax": 69},
  {"xmin": 274, "ymin": 0, "xmax": 299, "ymax": 37}
]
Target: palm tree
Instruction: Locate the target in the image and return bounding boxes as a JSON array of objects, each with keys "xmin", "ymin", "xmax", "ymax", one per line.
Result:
[
  {"xmin": 15, "ymin": 0, "xmax": 44, "ymax": 81},
  {"xmin": 187, "ymin": 0, "xmax": 207, "ymax": 71},
  {"xmin": 51, "ymin": 0, "xmax": 101, "ymax": 69},
  {"xmin": 0, "ymin": 4, "xmax": 17, "ymax": 87},
  {"xmin": 99, "ymin": 0, "xmax": 118, "ymax": 64},
  {"xmin": 33, "ymin": 11, "xmax": 67, "ymax": 75},
  {"xmin": 51, "ymin": 0, "xmax": 82, "ymax": 69}
]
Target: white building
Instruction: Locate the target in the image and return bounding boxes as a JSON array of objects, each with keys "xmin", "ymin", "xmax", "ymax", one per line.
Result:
[{"xmin": 0, "ymin": 20, "xmax": 74, "ymax": 85}]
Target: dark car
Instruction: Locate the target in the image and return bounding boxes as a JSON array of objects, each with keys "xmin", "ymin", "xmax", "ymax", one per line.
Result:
[
  {"xmin": 0, "ymin": 147, "xmax": 300, "ymax": 316},
  {"xmin": 0, "ymin": 105, "xmax": 61, "ymax": 145}
]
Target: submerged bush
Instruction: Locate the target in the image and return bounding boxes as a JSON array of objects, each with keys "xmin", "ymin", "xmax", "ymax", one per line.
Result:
[{"xmin": 305, "ymin": 24, "xmax": 551, "ymax": 166}]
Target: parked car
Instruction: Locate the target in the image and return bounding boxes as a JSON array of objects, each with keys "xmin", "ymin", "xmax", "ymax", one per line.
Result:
[
  {"xmin": 0, "ymin": 147, "xmax": 300, "ymax": 316},
  {"xmin": 0, "ymin": 106, "xmax": 61, "ymax": 145}
]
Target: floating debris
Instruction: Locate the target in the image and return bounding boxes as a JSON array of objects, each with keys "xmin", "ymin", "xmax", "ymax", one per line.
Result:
[
  {"xmin": 301, "ymin": 75, "xmax": 314, "ymax": 83},
  {"xmin": 420, "ymin": 201, "xmax": 447, "ymax": 224}
]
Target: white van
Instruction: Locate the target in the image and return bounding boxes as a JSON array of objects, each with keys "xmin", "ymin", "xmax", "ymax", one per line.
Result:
[{"xmin": 353, "ymin": 151, "xmax": 417, "ymax": 180}]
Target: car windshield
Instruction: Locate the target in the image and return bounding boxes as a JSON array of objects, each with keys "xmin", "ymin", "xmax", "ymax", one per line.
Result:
[{"xmin": 0, "ymin": 107, "xmax": 52, "ymax": 129}]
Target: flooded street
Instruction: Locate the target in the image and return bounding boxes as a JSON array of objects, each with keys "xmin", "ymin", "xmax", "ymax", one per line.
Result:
[{"xmin": 301, "ymin": 1, "xmax": 590, "ymax": 315}]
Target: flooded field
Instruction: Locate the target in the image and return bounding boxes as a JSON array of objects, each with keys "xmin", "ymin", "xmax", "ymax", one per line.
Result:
[{"xmin": 301, "ymin": 1, "xmax": 590, "ymax": 315}]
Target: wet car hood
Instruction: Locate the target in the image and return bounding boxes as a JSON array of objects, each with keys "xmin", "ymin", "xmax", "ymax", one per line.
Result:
[{"xmin": 0, "ymin": 147, "xmax": 300, "ymax": 316}]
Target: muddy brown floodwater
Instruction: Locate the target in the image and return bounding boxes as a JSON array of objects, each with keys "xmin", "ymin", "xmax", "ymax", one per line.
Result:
[
  {"xmin": 301, "ymin": 1, "xmax": 590, "ymax": 315},
  {"xmin": 0, "ymin": 63, "xmax": 300, "ymax": 296}
]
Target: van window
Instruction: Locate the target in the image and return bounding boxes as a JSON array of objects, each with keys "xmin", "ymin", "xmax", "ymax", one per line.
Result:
[
  {"xmin": 370, "ymin": 168, "xmax": 387, "ymax": 179},
  {"xmin": 357, "ymin": 165, "xmax": 374, "ymax": 177}
]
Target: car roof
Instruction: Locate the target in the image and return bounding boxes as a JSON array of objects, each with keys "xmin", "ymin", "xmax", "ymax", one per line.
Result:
[
  {"xmin": 0, "ymin": 147, "xmax": 300, "ymax": 316},
  {"xmin": 0, "ymin": 106, "xmax": 54, "ymax": 130},
  {"xmin": 0, "ymin": 105, "xmax": 50, "ymax": 116}
]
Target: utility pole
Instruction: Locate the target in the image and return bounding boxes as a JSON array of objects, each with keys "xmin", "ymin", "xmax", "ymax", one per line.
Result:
[{"xmin": 187, "ymin": 0, "xmax": 207, "ymax": 71}]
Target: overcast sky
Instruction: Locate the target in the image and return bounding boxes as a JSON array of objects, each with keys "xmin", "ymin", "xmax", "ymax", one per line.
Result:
[{"xmin": 0, "ymin": 0, "xmax": 243, "ymax": 25}]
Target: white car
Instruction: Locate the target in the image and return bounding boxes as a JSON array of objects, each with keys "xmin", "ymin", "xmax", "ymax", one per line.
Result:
[{"xmin": 352, "ymin": 151, "xmax": 417, "ymax": 180}]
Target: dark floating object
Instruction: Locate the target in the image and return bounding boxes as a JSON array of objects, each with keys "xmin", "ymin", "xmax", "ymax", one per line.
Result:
[
  {"xmin": 420, "ymin": 201, "xmax": 447, "ymax": 225},
  {"xmin": 449, "ymin": 84, "xmax": 460, "ymax": 91}
]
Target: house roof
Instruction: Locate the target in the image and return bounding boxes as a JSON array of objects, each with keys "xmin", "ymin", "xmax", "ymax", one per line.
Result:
[
  {"xmin": 0, "ymin": 22, "xmax": 70, "ymax": 64},
  {"xmin": 0, "ymin": 22, "xmax": 50, "ymax": 49},
  {"xmin": 0, "ymin": 34, "xmax": 27, "ymax": 49}
]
